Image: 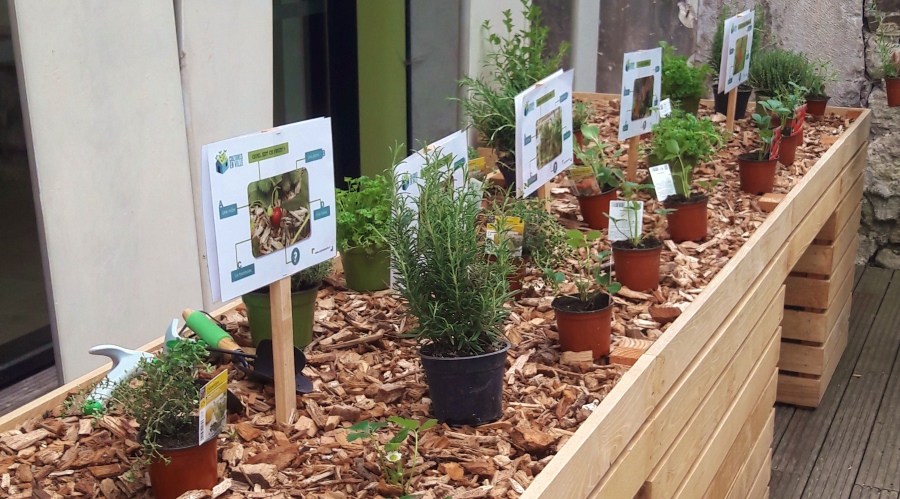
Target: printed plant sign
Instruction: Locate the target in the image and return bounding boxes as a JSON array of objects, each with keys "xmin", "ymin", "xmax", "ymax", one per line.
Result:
[
  {"xmin": 201, "ymin": 118, "xmax": 337, "ymax": 302},
  {"xmin": 607, "ymin": 200, "xmax": 644, "ymax": 242},
  {"xmin": 198, "ymin": 370, "xmax": 227, "ymax": 444},
  {"xmin": 619, "ymin": 48, "xmax": 663, "ymax": 141},
  {"xmin": 514, "ymin": 69, "xmax": 575, "ymax": 197},
  {"xmin": 717, "ymin": 9, "xmax": 755, "ymax": 94}
]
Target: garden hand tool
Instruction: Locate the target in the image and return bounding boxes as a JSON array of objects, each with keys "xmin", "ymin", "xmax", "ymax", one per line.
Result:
[
  {"xmin": 83, "ymin": 345, "xmax": 155, "ymax": 415},
  {"xmin": 182, "ymin": 309, "xmax": 313, "ymax": 394}
]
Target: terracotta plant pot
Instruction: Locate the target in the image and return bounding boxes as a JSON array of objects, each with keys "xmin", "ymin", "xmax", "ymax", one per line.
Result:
[
  {"xmin": 886, "ymin": 78, "xmax": 900, "ymax": 107},
  {"xmin": 148, "ymin": 433, "xmax": 218, "ymax": 499},
  {"xmin": 664, "ymin": 194, "xmax": 709, "ymax": 243},
  {"xmin": 779, "ymin": 129, "xmax": 802, "ymax": 167},
  {"xmin": 576, "ymin": 186, "xmax": 618, "ymax": 230},
  {"xmin": 738, "ymin": 153, "xmax": 778, "ymax": 195},
  {"xmin": 574, "ymin": 130, "xmax": 585, "ymax": 149},
  {"xmin": 340, "ymin": 247, "xmax": 390, "ymax": 292},
  {"xmin": 612, "ymin": 238, "xmax": 663, "ymax": 291},
  {"xmin": 713, "ymin": 83, "xmax": 752, "ymax": 117},
  {"xmin": 551, "ymin": 293, "xmax": 613, "ymax": 360},
  {"xmin": 806, "ymin": 95, "xmax": 830, "ymax": 116}
]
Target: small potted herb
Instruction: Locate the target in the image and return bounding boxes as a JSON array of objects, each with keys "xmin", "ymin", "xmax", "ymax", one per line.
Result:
[
  {"xmin": 335, "ymin": 170, "xmax": 392, "ymax": 292},
  {"xmin": 572, "ymin": 101, "xmax": 594, "ymax": 149},
  {"xmin": 242, "ymin": 260, "xmax": 333, "ymax": 348},
  {"xmin": 388, "ymin": 150, "xmax": 514, "ymax": 426},
  {"xmin": 458, "ymin": 0, "xmax": 567, "ymax": 188},
  {"xmin": 804, "ymin": 60, "xmax": 837, "ymax": 115},
  {"xmin": 775, "ymin": 82, "xmax": 808, "ymax": 167},
  {"xmin": 738, "ymin": 98, "xmax": 788, "ymax": 195},
  {"xmin": 872, "ymin": 3, "xmax": 900, "ymax": 107},
  {"xmin": 492, "ymin": 197, "xmax": 567, "ymax": 293},
  {"xmin": 607, "ymin": 181, "xmax": 664, "ymax": 291},
  {"xmin": 748, "ymin": 49, "xmax": 813, "ymax": 115},
  {"xmin": 649, "ymin": 110, "xmax": 724, "ymax": 242},
  {"xmin": 545, "ymin": 230, "xmax": 621, "ymax": 360},
  {"xmin": 569, "ymin": 124, "xmax": 624, "ymax": 230},
  {"xmin": 660, "ymin": 41, "xmax": 711, "ymax": 115},
  {"xmin": 109, "ymin": 341, "xmax": 217, "ymax": 499}
]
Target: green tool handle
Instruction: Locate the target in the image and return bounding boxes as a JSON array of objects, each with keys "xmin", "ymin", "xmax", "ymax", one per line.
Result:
[{"xmin": 182, "ymin": 308, "xmax": 241, "ymax": 352}]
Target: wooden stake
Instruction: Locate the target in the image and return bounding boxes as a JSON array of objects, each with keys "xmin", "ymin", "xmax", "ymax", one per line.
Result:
[
  {"xmin": 725, "ymin": 88, "xmax": 738, "ymax": 132},
  {"xmin": 536, "ymin": 183, "xmax": 552, "ymax": 213},
  {"xmin": 269, "ymin": 276, "xmax": 296, "ymax": 425},
  {"xmin": 627, "ymin": 136, "xmax": 639, "ymax": 182}
]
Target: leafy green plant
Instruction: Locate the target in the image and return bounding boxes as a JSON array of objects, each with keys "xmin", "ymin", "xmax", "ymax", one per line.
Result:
[
  {"xmin": 649, "ymin": 110, "xmax": 724, "ymax": 196},
  {"xmin": 388, "ymin": 149, "xmax": 515, "ymax": 357},
  {"xmin": 458, "ymin": 0, "xmax": 567, "ymax": 162},
  {"xmin": 335, "ymin": 170, "xmax": 393, "ymax": 255},
  {"xmin": 607, "ymin": 181, "xmax": 667, "ymax": 247},
  {"xmin": 748, "ymin": 49, "xmax": 813, "ymax": 97},
  {"xmin": 347, "ymin": 416, "xmax": 437, "ymax": 496},
  {"xmin": 751, "ymin": 98, "xmax": 789, "ymax": 160},
  {"xmin": 573, "ymin": 101, "xmax": 594, "ymax": 132},
  {"xmin": 291, "ymin": 260, "xmax": 333, "ymax": 291},
  {"xmin": 776, "ymin": 82, "xmax": 808, "ymax": 123},
  {"xmin": 871, "ymin": 3, "xmax": 900, "ymax": 78},
  {"xmin": 109, "ymin": 340, "xmax": 212, "ymax": 464},
  {"xmin": 500, "ymin": 197, "xmax": 568, "ymax": 270},
  {"xmin": 543, "ymin": 230, "xmax": 621, "ymax": 305},
  {"xmin": 660, "ymin": 41, "xmax": 711, "ymax": 106},
  {"xmin": 805, "ymin": 60, "xmax": 837, "ymax": 97},
  {"xmin": 573, "ymin": 124, "xmax": 624, "ymax": 190}
]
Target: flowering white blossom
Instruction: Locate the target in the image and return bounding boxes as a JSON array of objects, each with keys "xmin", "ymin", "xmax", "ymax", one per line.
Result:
[{"xmin": 386, "ymin": 451, "xmax": 402, "ymax": 463}]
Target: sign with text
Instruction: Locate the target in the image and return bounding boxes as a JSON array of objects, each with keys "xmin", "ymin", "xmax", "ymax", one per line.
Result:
[
  {"xmin": 619, "ymin": 48, "xmax": 663, "ymax": 141},
  {"xmin": 201, "ymin": 118, "xmax": 337, "ymax": 302},
  {"xmin": 607, "ymin": 200, "xmax": 644, "ymax": 242},
  {"xmin": 198, "ymin": 370, "xmax": 227, "ymax": 444},
  {"xmin": 648, "ymin": 164, "xmax": 677, "ymax": 202},
  {"xmin": 717, "ymin": 9, "xmax": 755, "ymax": 94}
]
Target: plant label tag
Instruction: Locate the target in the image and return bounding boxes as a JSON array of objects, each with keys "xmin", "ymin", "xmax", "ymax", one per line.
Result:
[
  {"xmin": 486, "ymin": 216, "xmax": 524, "ymax": 258},
  {"xmin": 198, "ymin": 369, "xmax": 228, "ymax": 444},
  {"xmin": 648, "ymin": 163, "xmax": 677, "ymax": 202},
  {"xmin": 607, "ymin": 200, "xmax": 644, "ymax": 242},
  {"xmin": 619, "ymin": 48, "xmax": 663, "ymax": 141},
  {"xmin": 718, "ymin": 9, "xmax": 755, "ymax": 94},
  {"xmin": 658, "ymin": 98, "xmax": 673, "ymax": 118},
  {"xmin": 770, "ymin": 125, "xmax": 783, "ymax": 161},
  {"xmin": 791, "ymin": 104, "xmax": 807, "ymax": 135},
  {"xmin": 567, "ymin": 166, "xmax": 601, "ymax": 197}
]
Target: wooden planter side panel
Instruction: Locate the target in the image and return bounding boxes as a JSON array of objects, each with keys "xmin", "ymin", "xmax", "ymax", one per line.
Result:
[
  {"xmin": 784, "ymin": 235, "xmax": 858, "ymax": 309},
  {"xmin": 746, "ymin": 451, "xmax": 773, "ymax": 499},
  {"xmin": 723, "ymin": 410, "xmax": 775, "ymax": 499},
  {"xmin": 523, "ymin": 101, "xmax": 869, "ymax": 499},
  {"xmin": 782, "ymin": 258, "xmax": 855, "ymax": 343},
  {"xmin": 778, "ymin": 297, "xmax": 852, "ymax": 375}
]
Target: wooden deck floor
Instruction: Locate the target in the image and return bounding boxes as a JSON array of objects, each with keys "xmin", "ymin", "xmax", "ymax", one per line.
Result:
[{"xmin": 772, "ymin": 265, "xmax": 900, "ymax": 499}]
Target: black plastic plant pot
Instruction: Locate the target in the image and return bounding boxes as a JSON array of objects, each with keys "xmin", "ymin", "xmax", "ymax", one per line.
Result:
[
  {"xmin": 419, "ymin": 340, "xmax": 510, "ymax": 426},
  {"xmin": 712, "ymin": 83, "xmax": 752, "ymax": 118}
]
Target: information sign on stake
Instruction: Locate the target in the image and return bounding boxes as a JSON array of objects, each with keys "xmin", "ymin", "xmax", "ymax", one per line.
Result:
[
  {"xmin": 619, "ymin": 48, "xmax": 662, "ymax": 181},
  {"xmin": 607, "ymin": 200, "xmax": 644, "ymax": 242},
  {"xmin": 717, "ymin": 9, "xmax": 755, "ymax": 94},
  {"xmin": 648, "ymin": 164, "xmax": 677, "ymax": 202},
  {"xmin": 514, "ymin": 69, "xmax": 575, "ymax": 198}
]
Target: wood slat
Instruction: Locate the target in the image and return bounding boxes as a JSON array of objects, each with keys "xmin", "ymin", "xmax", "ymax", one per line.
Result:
[
  {"xmin": 725, "ymin": 412, "xmax": 774, "ymax": 499},
  {"xmin": 776, "ymin": 321, "xmax": 848, "ymax": 408},
  {"xmin": 794, "ymin": 203, "xmax": 862, "ymax": 275},
  {"xmin": 778, "ymin": 297, "xmax": 851, "ymax": 376},
  {"xmin": 850, "ymin": 485, "xmax": 900, "ymax": 499},
  {"xmin": 704, "ymin": 392, "xmax": 774, "ymax": 498},
  {"xmin": 784, "ymin": 236, "xmax": 858, "ymax": 309},
  {"xmin": 782, "ymin": 264, "xmax": 855, "ymax": 343},
  {"xmin": 818, "ymin": 170, "xmax": 866, "ymax": 241},
  {"xmin": 748, "ymin": 452, "xmax": 773, "ymax": 499}
]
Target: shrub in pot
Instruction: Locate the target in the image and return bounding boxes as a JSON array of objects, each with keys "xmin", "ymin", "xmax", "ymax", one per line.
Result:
[
  {"xmin": 872, "ymin": 4, "xmax": 900, "ymax": 107},
  {"xmin": 458, "ymin": 0, "xmax": 567, "ymax": 188},
  {"xmin": 544, "ymin": 230, "xmax": 621, "ymax": 360},
  {"xmin": 738, "ymin": 98, "xmax": 787, "ymax": 195},
  {"xmin": 774, "ymin": 82, "xmax": 808, "ymax": 167},
  {"xmin": 748, "ymin": 49, "xmax": 813, "ymax": 116},
  {"xmin": 242, "ymin": 260, "xmax": 333, "ymax": 348},
  {"xmin": 607, "ymin": 181, "xmax": 664, "ymax": 292},
  {"xmin": 569, "ymin": 124, "xmax": 624, "ymax": 230},
  {"xmin": 648, "ymin": 110, "xmax": 724, "ymax": 242},
  {"xmin": 335, "ymin": 171, "xmax": 392, "ymax": 292},
  {"xmin": 660, "ymin": 41, "xmax": 711, "ymax": 115},
  {"xmin": 109, "ymin": 341, "xmax": 218, "ymax": 499},
  {"xmin": 388, "ymin": 150, "xmax": 515, "ymax": 426},
  {"xmin": 803, "ymin": 60, "xmax": 837, "ymax": 116}
]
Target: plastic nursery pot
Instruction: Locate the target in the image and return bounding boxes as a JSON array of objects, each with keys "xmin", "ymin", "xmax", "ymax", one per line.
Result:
[
  {"xmin": 664, "ymin": 194, "xmax": 709, "ymax": 243},
  {"xmin": 242, "ymin": 284, "xmax": 318, "ymax": 348},
  {"xmin": 612, "ymin": 238, "xmax": 663, "ymax": 292},
  {"xmin": 679, "ymin": 95, "xmax": 701, "ymax": 116},
  {"xmin": 487, "ymin": 255, "xmax": 529, "ymax": 295},
  {"xmin": 806, "ymin": 96, "xmax": 831, "ymax": 116},
  {"xmin": 576, "ymin": 186, "xmax": 618, "ymax": 230},
  {"xmin": 779, "ymin": 129, "xmax": 802, "ymax": 167},
  {"xmin": 886, "ymin": 78, "xmax": 900, "ymax": 107},
  {"xmin": 713, "ymin": 84, "xmax": 752, "ymax": 118},
  {"xmin": 551, "ymin": 293, "xmax": 613, "ymax": 360},
  {"xmin": 148, "ymin": 432, "xmax": 218, "ymax": 499},
  {"xmin": 419, "ymin": 341, "xmax": 510, "ymax": 426},
  {"xmin": 737, "ymin": 153, "xmax": 778, "ymax": 195},
  {"xmin": 340, "ymin": 247, "xmax": 390, "ymax": 292},
  {"xmin": 574, "ymin": 130, "xmax": 585, "ymax": 149}
]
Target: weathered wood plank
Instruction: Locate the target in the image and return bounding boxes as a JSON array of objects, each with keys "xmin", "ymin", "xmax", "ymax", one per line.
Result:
[
  {"xmin": 724, "ymin": 412, "xmax": 774, "ymax": 499},
  {"xmin": 778, "ymin": 297, "xmax": 851, "ymax": 376},
  {"xmin": 784, "ymin": 236, "xmax": 858, "ymax": 309},
  {"xmin": 850, "ymin": 485, "xmax": 900, "ymax": 499},
  {"xmin": 773, "ymin": 404, "xmax": 795, "ymax": 453}
]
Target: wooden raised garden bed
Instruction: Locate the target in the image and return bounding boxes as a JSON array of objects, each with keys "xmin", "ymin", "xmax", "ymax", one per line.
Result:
[{"xmin": 0, "ymin": 94, "xmax": 869, "ymax": 499}]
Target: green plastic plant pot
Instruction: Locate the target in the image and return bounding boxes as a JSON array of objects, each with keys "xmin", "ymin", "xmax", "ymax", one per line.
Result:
[
  {"xmin": 242, "ymin": 285, "xmax": 318, "ymax": 348},
  {"xmin": 679, "ymin": 95, "xmax": 701, "ymax": 116},
  {"xmin": 340, "ymin": 247, "xmax": 390, "ymax": 292}
]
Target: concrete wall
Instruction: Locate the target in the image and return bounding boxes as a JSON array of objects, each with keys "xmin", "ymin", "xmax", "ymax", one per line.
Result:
[{"xmin": 9, "ymin": 0, "xmax": 203, "ymax": 381}]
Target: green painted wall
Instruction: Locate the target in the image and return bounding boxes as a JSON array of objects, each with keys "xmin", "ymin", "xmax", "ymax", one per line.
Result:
[{"xmin": 356, "ymin": 0, "xmax": 407, "ymax": 178}]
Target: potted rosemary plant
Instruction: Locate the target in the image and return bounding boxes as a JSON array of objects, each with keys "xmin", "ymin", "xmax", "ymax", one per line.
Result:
[
  {"xmin": 242, "ymin": 260, "xmax": 333, "ymax": 348},
  {"xmin": 660, "ymin": 41, "xmax": 711, "ymax": 115},
  {"xmin": 109, "ymin": 340, "xmax": 218, "ymax": 499},
  {"xmin": 648, "ymin": 110, "xmax": 724, "ymax": 242},
  {"xmin": 738, "ymin": 98, "xmax": 788, "ymax": 194},
  {"xmin": 458, "ymin": 0, "xmax": 567, "ymax": 188},
  {"xmin": 607, "ymin": 181, "xmax": 664, "ymax": 291},
  {"xmin": 872, "ymin": 3, "xmax": 900, "ymax": 107},
  {"xmin": 804, "ymin": 60, "xmax": 837, "ymax": 115},
  {"xmin": 388, "ymin": 150, "xmax": 514, "ymax": 426},
  {"xmin": 775, "ymin": 82, "xmax": 808, "ymax": 167},
  {"xmin": 546, "ymin": 230, "xmax": 621, "ymax": 360},
  {"xmin": 569, "ymin": 124, "xmax": 624, "ymax": 230},
  {"xmin": 336, "ymin": 171, "xmax": 392, "ymax": 292}
]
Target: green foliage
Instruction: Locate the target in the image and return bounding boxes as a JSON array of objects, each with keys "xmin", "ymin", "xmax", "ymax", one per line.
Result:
[
  {"xmin": 871, "ymin": 3, "xmax": 900, "ymax": 78},
  {"xmin": 710, "ymin": 4, "xmax": 768, "ymax": 74},
  {"xmin": 458, "ymin": 0, "xmax": 568, "ymax": 157},
  {"xmin": 544, "ymin": 229, "xmax": 620, "ymax": 304},
  {"xmin": 649, "ymin": 110, "xmax": 724, "ymax": 196},
  {"xmin": 776, "ymin": 82, "xmax": 808, "ymax": 122},
  {"xmin": 607, "ymin": 181, "xmax": 663, "ymax": 247},
  {"xmin": 573, "ymin": 101, "xmax": 593, "ymax": 131},
  {"xmin": 660, "ymin": 41, "xmax": 711, "ymax": 105},
  {"xmin": 335, "ymin": 169, "xmax": 393, "ymax": 255},
  {"xmin": 388, "ymin": 150, "xmax": 515, "ymax": 357},
  {"xmin": 573, "ymin": 124, "xmax": 624, "ymax": 190},
  {"xmin": 748, "ymin": 48, "xmax": 813, "ymax": 96},
  {"xmin": 751, "ymin": 98, "xmax": 789, "ymax": 160},
  {"xmin": 291, "ymin": 260, "xmax": 333, "ymax": 291},
  {"xmin": 805, "ymin": 60, "xmax": 837, "ymax": 97},
  {"xmin": 109, "ymin": 340, "xmax": 211, "ymax": 464},
  {"xmin": 497, "ymin": 197, "xmax": 568, "ymax": 272},
  {"xmin": 347, "ymin": 416, "xmax": 437, "ymax": 495}
]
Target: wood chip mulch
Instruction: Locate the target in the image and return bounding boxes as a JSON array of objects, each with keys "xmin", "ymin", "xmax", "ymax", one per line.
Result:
[{"xmin": 0, "ymin": 101, "xmax": 853, "ymax": 499}]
